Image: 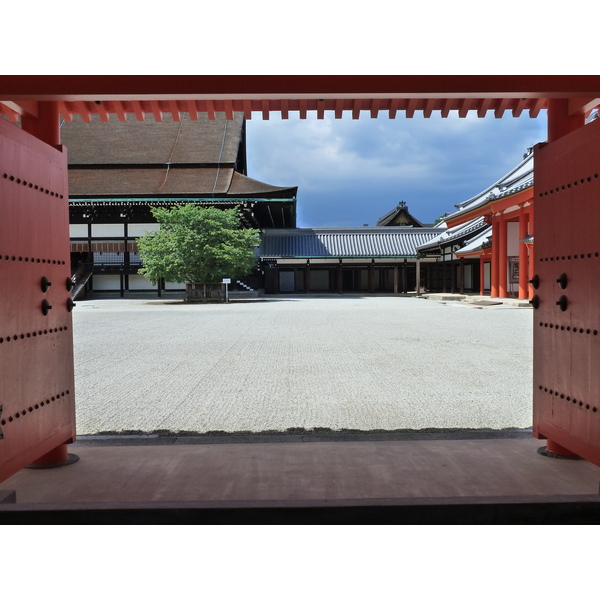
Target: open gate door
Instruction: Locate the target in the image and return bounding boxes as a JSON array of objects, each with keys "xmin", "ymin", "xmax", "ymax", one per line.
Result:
[
  {"xmin": 0, "ymin": 117, "xmax": 76, "ymax": 482},
  {"xmin": 533, "ymin": 117, "xmax": 600, "ymax": 464}
]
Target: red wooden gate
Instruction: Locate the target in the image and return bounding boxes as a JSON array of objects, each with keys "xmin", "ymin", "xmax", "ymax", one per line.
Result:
[
  {"xmin": 0, "ymin": 117, "xmax": 76, "ymax": 482},
  {"xmin": 533, "ymin": 117, "xmax": 600, "ymax": 462}
]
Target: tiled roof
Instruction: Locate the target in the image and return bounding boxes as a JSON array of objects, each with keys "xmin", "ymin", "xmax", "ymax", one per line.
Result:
[
  {"xmin": 260, "ymin": 227, "xmax": 442, "ymax": 259},
  {"xmin": 444, "ymin": 151, "xmax": 534, "ymax": 221},
  {"xmin": 416, "ymin": 216, "xmax": 489, "ymax": 254},
  {"xmin": 376, "ymin": 202, "xmax": 426, "ymax": 227},
  {"xmin": 455, "ymin": 225, "xmax": 493, "ymax": 255}
]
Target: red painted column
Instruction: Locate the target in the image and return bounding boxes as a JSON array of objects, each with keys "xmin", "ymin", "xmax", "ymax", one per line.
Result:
[
  {"xmin": 498, "ymin": 216, "xmax": 508, "ymax": 298},
  {"xmin": 518, "ymin": 210, "xmax": 529, "ymax": 299},
  {"xmin": 547, "ymin": 98, "xmax": 585, "ymax": 143},
  {"xmin": 491, "ymin": 219, "xmax": 499, "ymax": 297},
  {"xmin": 20, "ymin": 102, "xmax": 61, "ymax": 147},
  {"xmin": 527, "ymin": 206, "xmax": 535, "ymax": 299}
]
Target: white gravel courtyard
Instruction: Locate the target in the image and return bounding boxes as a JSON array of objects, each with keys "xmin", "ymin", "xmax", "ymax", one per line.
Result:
[{"xmin": 72, "ymin": 295, "xmax": 534, "ymax": 435}]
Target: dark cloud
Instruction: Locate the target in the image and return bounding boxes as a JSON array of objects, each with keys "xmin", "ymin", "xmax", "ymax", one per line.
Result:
[{"xmin": 247, "ymin": 112, "xmax": 547, "ymax": 227}]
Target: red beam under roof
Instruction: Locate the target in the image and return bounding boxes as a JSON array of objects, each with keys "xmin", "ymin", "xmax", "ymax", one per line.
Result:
[{"xmin": 1, "ymin": 76, "xmax": 599, "ymax": 122}]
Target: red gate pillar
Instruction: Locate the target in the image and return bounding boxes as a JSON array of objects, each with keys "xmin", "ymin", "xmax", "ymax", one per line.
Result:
[
  {"xmin": 0, "ymin": 107, "xmax": 78, "ymax": 482},
  {"xmin": 547, "ymin": 99, "xmax": 585, "ymax": 143},
  {"xmin": 533, "ymin": 108, "xmax": 600, "ymax": 462},
  {"xmin": 491, "ymin": 219, "xmax": 499, "ymax": 297},
  {"xmin": 21, "ymin": 102, "xmax": 61, "ymax": 147},
  {"xmin": 518, "ymin": 210, "xmax": 529, "ymax": 299},
  {"xmin": 498, "ymin": 217, "xmax": 508, "ymax": 298},
  {"xmin": 25, "ymin": 102, "xmax": 76, "ymax": 469}
]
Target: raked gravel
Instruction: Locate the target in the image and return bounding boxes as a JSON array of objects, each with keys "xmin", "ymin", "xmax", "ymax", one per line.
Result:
[{"xmin": 72, "ymin": 295, "xmax": 533, "ymax": 434}]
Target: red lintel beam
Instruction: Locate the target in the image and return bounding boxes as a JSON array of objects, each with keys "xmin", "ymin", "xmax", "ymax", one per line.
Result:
[
  {"xmin": 150, "ymin": 100, "xmax": 163, "ymax": 122},
  {"xmin": 458, "ymin": 98, "xmax": 474, "ymax": 118},
  {"xmin": 75, "ymin": 100, "xmax": 92, "ymax": 123},
  {"xmin": 370, "ymin": 98, "xmax": 380, "ymax": 118},
  {"xmin": 3, "ymin": 75, "xmax": 600, "ymax": 101},
  {"xmin": 243, "ymin": 99, "xmax": 252, "ymax": 120},
  {"xmin": 529, "ymin": 98, "xmax": 545, "ymax": 118},
  {"xmin": 169, "ymin": 100, "xmax": 181, "ymax": 121},
  {"xmin": 405, "ymin": 98, "xmax": 418, "ymax": 118},
  {"xmin": 0, "ymin": 100, "xmax": 39, "ymax": 118},
  {"xmin": 317, "ymin": 99, "xmax": 326, "ymax": 119},
  {"xmin": 224, "ymin": 99, "xmax": 235, "ymax": 120},
  {"xmin": 440, "ymin": 98, "xmax": 453, "ymax": 118},
  {"xmin": 261, "ymin": 99, "xmax": 270, "ymax": 120},
  {"xmin": 299, "ymin": 98, "xmax": 308, "ymax": 119},
  {"xmin": 494, "ymin": 97, "xmax": 511, "ymax": 118},
  {"xmin": 477, "ymin": 97, "xmax": 494, "ymax": 118},
  {"xmin": 568, "ymin": 97, "xmax": 600, "ymax": 116},
  {"xmin": 423, "ymin": 98, "xmax": 436, "ymax": 118},
  {"xmin": 132, "ymin": 100, "xmax": 145, "ymax": 121},
  {"xmin": 187, "ymin": 99, "xmax": 198, "ymax": 120},
  {"xmin": 95, "ymin": 100, "xmax": 110, "ymax": 122},
  {"xmin": 206, "ymin": 99, "xmax": 216, "ymax": 120},
  {"xmin": 59, "ymin": 101, "xmax": 73, "ymax": 122},
  {"xmin": 112, "ymin": 100, "xmax": 128, "ymax": 121}
]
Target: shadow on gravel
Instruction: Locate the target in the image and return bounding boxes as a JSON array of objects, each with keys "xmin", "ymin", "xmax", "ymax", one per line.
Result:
[{"xmin": 74, "ymin": 427, "xmax": 534, "ymax": 446}]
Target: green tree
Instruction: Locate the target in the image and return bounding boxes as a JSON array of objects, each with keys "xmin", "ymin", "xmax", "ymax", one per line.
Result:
[{"xmin": 137, "ymin": 206, "xmax": 260, "ymax": 296}]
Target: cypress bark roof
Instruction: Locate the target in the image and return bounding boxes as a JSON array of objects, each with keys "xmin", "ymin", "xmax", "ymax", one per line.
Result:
[
  {"xmin": 62, "ymin": 112, "xmax": 297, "ymax": 200},
  {"xmin": 61, "ymin": 112, "xmax": 245, "ymax": 165}
]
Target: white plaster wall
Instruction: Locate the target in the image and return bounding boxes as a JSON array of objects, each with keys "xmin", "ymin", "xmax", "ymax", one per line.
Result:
[
  {"xmin": 128, "ymin": 274, "xmax": 156, "ymax": 290},
  {"xmin": 464, "ymin": 265, "xmax": 473, "ymax": 289},
  {"xmin": 91, "ymin": 223, "xmax": 124, "ymax": 237},
  {"xmin": 128, "ymin": 223, "xmax": 160, "ymax": 237},
  {"xmin": 484, "ymin": 262, "xmax": 491, "ymax": 291},
  {"xmin": 507, "ymin": 221, "xmax": 519, "ymax": 256},
  {"xmin": 165, "ymin": 281, "xmax": 185, "ymax": 290},
  {"xmin": 70, "ymin": 224, "xmax": 88, "ymax": 237},
  {"xmin": 92, "ymin": 274, "xmax": 120, "ymax": 290}
]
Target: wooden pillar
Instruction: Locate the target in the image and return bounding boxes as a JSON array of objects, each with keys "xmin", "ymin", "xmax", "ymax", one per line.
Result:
[
  {"xmin": 498, "ymin": 217, "xmax": 508, "ymax": 298},
  {"xmin": 393, "ymin": 265, "xmax": 399, "ymax": 294},
  {"xmin": 442, "ymin": 249, "xmax": 447, "ymax": 293},
  {"xmin": 402, "ymin": 258, "xmax": 408, "ymax": 294},
  {"xmin": 518, "ymin": 210, "xmax": 529, "ymax": 299},
  {"xmin": 337, "ymin": 260, "xmax": 343, "ymax": 294},
  {"xmin": 491, "ymin": 218, "xmax": 499, "ymax": 297},
  {"xmin": 451, "ymin": 249, "xmax": 457, "ymax": 294},
  {"xmin": 368, "ymin": 260, "xmax": 375, "ymax": 293},
  {"xmin": 274, "ymin": 264, "xmax": 280, "ymax": 294},
  {"xmin": 415, "ymin": 259, "xmax": 421, "ymax": 296},
  {"xmin": 459, "ymin": 257, "xmax": 465, "ymax": 294},
  {"xmin": 479, "ymin": 257, "xmax": 485, "ymax": 296}
]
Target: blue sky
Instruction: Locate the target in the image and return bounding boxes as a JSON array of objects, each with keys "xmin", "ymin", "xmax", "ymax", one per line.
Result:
[{"xmin": 246, "ymin": 111, "xmax": 547, "ymax": 228}]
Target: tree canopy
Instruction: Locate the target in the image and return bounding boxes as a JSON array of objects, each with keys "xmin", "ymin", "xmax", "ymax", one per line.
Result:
[{"xmin": 137, "ymin": 206, "xmax": 260, "ymax": 285}]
